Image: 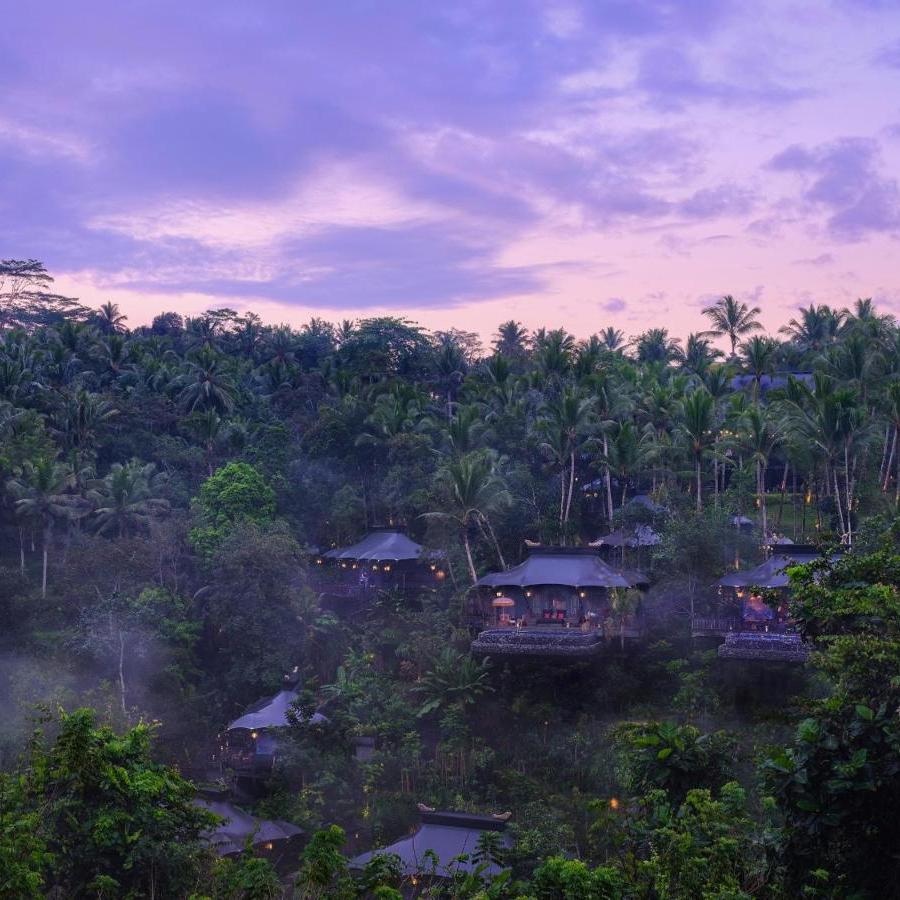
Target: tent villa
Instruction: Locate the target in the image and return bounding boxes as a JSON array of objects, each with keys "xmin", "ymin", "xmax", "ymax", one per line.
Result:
[
  {"xmin": 222, "ymin": 688, "xmax": 327, "ymax": 776},
  {"xmin": 350, "ymin": 809, "xmax": 513, "ymax": 882},
  {"xmin": 312, "ymin": 527, "xmax": 446, "ymax": 600},
  {"xmin": 693, "ymin": 543, "xmax": 834, "ymax": 662},
  {"xmin": 469, "ymin": 546, "xmax": 647, "ymax": 658}
]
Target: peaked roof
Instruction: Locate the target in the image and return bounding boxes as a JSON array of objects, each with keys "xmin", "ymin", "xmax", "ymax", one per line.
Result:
[
  {"xmin": 196, "ymin": 799, "xmax": 302, "ymax": 856},
  {"xmin": 717, "ymin": 546, "xmax": 826, "ymax": 589},
  {"xmin": 227, "ymin": 690, "xmax": 327, "ymax": 732},
  {"xmin": 350, "ymin": 811, "xmax": 512, "ymax": 877},
  {"xmin": 476, "ymin": 548, "xmax": 630, "ymax": 589},
  {"xmin": 595, "ymin": 524, "xmax": 661, "ymax": 548},
  {"xmin": 323, "ymin": 528, "xmax": 425, "ymax": 562}
]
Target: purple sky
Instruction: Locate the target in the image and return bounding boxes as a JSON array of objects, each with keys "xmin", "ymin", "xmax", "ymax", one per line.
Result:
[{"xmin": 3, "ymin": 1, "xmax": 900, "ymax": 339}]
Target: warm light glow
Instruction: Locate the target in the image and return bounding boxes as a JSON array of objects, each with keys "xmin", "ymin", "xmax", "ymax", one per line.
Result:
[
  {"xmin": 264, "ymin": 841, "xmax": 274, "ymax": 850},
  {"xmin": 384, "ymin": 564, "xmax": 391, "ymax": 572},
  {"xmin": 250, "ymin": 731, "xmax": 258, "ymax": 740},
  {"xmin": 610, "ymin": 797, "xmax": 619, "ymax": 810}
]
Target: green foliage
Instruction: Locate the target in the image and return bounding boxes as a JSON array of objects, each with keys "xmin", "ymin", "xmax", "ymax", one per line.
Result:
[
  {"xmin": 5, "ymin": 708, "xmax": 215, "ymax": 898},
  {"xmin": 763, "ymin": 551, "xmax": 900, "ymax": 896},
  {"xmin": 295, "ymin": 824, "xmax": 355, "ymax": 899},
  {"xmin": 614, "ymin": 721, "xmax": 737, "ymax": 802},
  {"xmin": 530, "ymin": 856, "xmax": 623, "ymax": 899},
  {"xmin": 413, "ymin": 648, "xmax": 494, "ymax": 717},
  {"xmin": 208, "ymin": 853, "xmax": 282, "ymax": 899},
  {"xmin": 190, "ymin": 462, "xmax": 276, "ymax": 554}
]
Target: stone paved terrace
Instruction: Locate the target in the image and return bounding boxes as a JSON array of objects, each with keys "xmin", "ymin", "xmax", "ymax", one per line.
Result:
[
  {"xmin": 717, "ymin": 631, "xmax": 810, "ymax": 663},
  {"xmin": 471, "ymin": 626, "xmax": 605, "ymax": 658}
]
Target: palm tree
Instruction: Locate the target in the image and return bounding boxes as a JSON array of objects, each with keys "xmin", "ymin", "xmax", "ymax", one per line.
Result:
[
  {"xmin": 740, "ymin": 405, "xmax": 781, "ymax": 542},
  {"xmin": 88, "ymin": 460, "xmax": 170, "ymax": 538},
  {"xmin": 432, "ymin": 334, "xmax": 469, "ymax": 422},
  {"xmin": 177, "ymin": 346, "xmax": 236, "ymax": 413},
  {"xmin": 492, "ymin": 321, "xmax": 530, "ymax": 357},
  {"xmin": 605, "ymin": 420, "xmax": 651, "ymax": 507},
  {"xmin": 779, "ymin": 304, "xmax": 845, "ymax": 354},
  {"xmin": 423, "ymin": 452, "xmax": 510, "ymax": 583},
  {"xmin": 676, "ymin": 333, "xmax": 724, "ymax": 378},
  {"xmin": 7, "ymin": 458, "xmax": 83, "ymax": 597},
  {"xmin": 412, "ymin": 648, "xmax": 493, "ymax": 717},
  {"xmin": 739, "ymin": 335, "xmax": 779, "ymax": 400},
  {"xmin": 678, "ymin": 390, "xmax": 715, "ymax": 511},
  {"xmin": 702, "ymin": 295, "xmax": 762, "ymax": 357},
  {"xmin": 50, "ymin": 389, "xmax": 119, "ymax": 466},
  {"xmin": 599, "ymin": 326, "xmax": 626, "ymax": 353},
  {"xmin": 95, "ymin": 301, "xmax": 127, "ymax": 334},
  {"xmin": 633, "ymin": 328, "xmax": 681, "ymax": 365},
  {"xmin": 536, "ymin": 388, "xmax": 595, "ymax": 536}
]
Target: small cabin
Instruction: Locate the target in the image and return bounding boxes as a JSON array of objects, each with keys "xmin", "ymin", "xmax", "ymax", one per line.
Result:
[
  {"xmin": 312, "ymin": 527, "xmax": 446, "ymax": 602},
  {"xmin": 469, "ymin": 546, "xmax": 647, "ymax": 658},
  {"xmin": 694, "ymin": 543, "xmax": 835, "ymax": 662},
  {"xmin": 196, "ymin": 795, "xmax": 303, "ymax": 868},
  {"xmin": 350, "ymin": 809, "xmax": 513, "ymax": 882},
  {"xmin": 222, "ymin": 689, "xmax": 327, "ymax": 777}
]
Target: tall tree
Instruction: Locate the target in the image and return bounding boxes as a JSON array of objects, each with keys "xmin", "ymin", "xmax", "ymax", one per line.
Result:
[{"xmin": 702, "ymin": 295, "xmax": 763, "ymax": 357}]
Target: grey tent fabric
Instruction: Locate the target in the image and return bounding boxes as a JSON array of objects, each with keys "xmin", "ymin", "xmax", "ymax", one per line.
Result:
[
  {"xmin": 350, "ymin": 811, "xmax": 512, "ymax": 878},
  {"xmin": 718, "ymin": 549, "xmax": 824, "ymax": 590},
  {"xmin": 196, "ymin": 799, "xmax": 303, "ymax": 856},
  {"xmin": 618, "ymin": 568, "xmax": 650, "ymax": 587},
  {"xmin": 627, "ymin": 494, "xmax": 666, "ymax": 514},
  {"xmin": 729, "ymin": 373, "xmax": 814, "ymax": 393},
  {"xmin": 323, "ymin": 529, "xmax": 426, "ymax": 562},
  {"xmin": 731, "ymin": 515, "xmax": 754, "ymax": 528},
  {"xmin": 596, "ymin": 525, "xmax": 660, "ymax": 548},
  {"xmin": 227, "ymin": 690, "xmax": 327, "ymax": 732},
  {"xmin": 476, "ymin": 548, "xmax": 629, "ymax": 589}
]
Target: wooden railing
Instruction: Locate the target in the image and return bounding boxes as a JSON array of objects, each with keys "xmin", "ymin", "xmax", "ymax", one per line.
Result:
[{"xmin": 691, "ymin": 616, "xmax": 740, "ymax": 636}]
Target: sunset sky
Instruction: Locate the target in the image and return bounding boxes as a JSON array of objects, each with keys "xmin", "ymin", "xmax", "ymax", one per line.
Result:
[{"xmin": 3, "ymin": 1, "xmax": 900, "ymax": 341}]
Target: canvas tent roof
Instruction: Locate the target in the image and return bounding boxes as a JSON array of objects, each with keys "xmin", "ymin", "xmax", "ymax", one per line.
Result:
[
  {"xmin": 196, "ymin": 799, "xmax": 303, "ymax": 856},
  {"xmin": 476, "ymin": 548, "xmax": 629, "ymax": 589},
  {"xmin": 618, "ymin": 568, "xmax": 650, "ymax": 587},
  {"xmin": 717, "ymin": 547, "xmax": 825, "ymax": 590},
  {"xmin": 227, "ymin": 690, "xmax": 327, "ymax": 732},
  {"xmin": 323, "ymin": 528, "xmax": 427, "ymax": 562},
  {"xmin": 350, "ymin": 811, "xmax": 512, "ymax": 878},
  {"xmin": 595, "ymin": 524, "xmax": 660, "ymax": 548}
]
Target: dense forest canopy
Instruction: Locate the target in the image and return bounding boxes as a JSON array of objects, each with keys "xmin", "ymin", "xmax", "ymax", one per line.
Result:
[{"xmin": 1, "ymin": 259, "xmax": 900, "ymax": 898}]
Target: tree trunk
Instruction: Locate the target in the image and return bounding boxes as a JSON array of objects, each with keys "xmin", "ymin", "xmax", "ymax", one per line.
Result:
[
  {"xmin": 119, "ymin": 629, "xmax": 128, "ymax": 719},
  {"xmin": 883, "ymin": 426, "xmax": 897, "ymax": 493},
  {"xmin": 603, "ymin": 435, "xmax": 614, "ymax": 521},
  {"xmin": 695, "ymin": 458, "xmax": 702, "ymax": 512},
  {"xmin": 559, "ymin": 464, "xmax": 566, "ymax": 539},
  {"xmin": 479, "ymin": 514, "xmax": 507, "ymax": 570},
  {"xmin": 844, "ymin": 443, "xmax": 853, "ymax": 546},
  {"xmin": 833, "ymin": 468, "xmax": 846, "ymax": 539},
  {"xmin": 564, "ymin": 449, "xmax": 576, "ymax": 527},
  {"xmin": 41, "ymin": 525, "xmax": 50, "ymax": 599},
  {"xmin": 758, "ymin": 459, "xmax": 768, "ymax": 545},
  {"xmin": 462, "ymin": 530, "xmax": 477, "ymax": 585}
]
